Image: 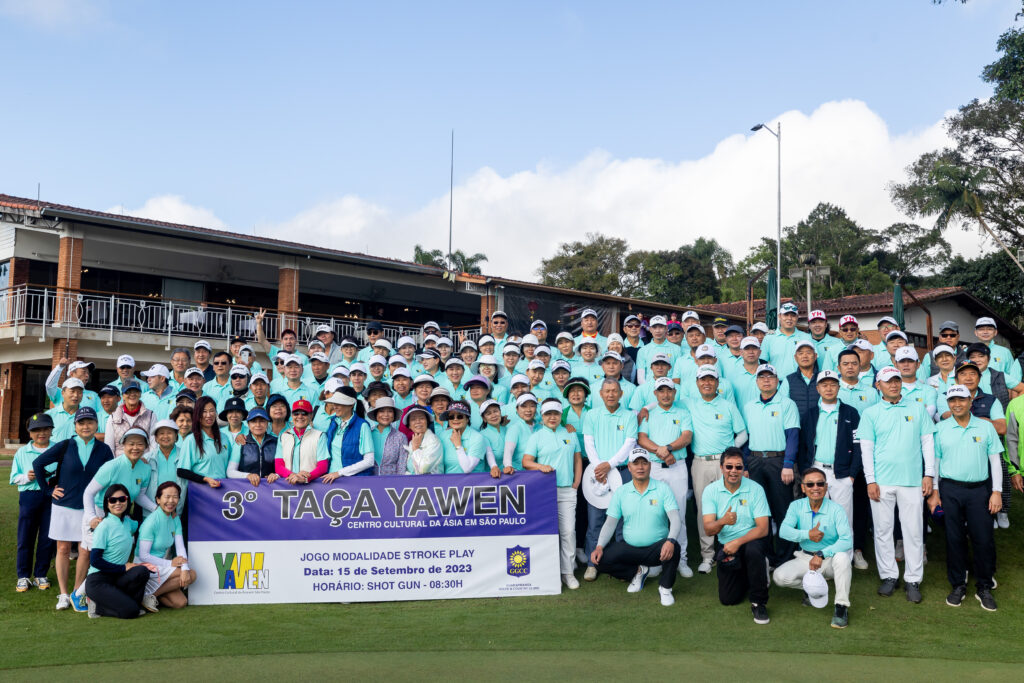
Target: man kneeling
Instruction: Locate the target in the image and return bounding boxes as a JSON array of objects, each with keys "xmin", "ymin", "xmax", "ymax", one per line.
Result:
[
  {"xmin": 590, "ymin": 448, "xmax": 681, "ymax": 606},
  {"xmin": 774, "ymin": 468, "xmax": 853, "ymax": 628}
]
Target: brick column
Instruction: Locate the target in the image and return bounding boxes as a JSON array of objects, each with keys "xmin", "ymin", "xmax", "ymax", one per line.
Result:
[
  {"xmin": 278, "ymin": 265, "xmax": 299, "ymax": 338},
  {"xmin": 0, "ymin": 362, "xmax": 24, "ymax": 443},
  {"xmin": 55, "ymin": 233, "xmax": 83, "ymax": 326}
]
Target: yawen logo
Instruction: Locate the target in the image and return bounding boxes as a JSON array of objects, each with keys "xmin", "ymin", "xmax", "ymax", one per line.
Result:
[
  {"xmin": 213, "ymin": 552, "xmax": 269, "ymax": 590},
  {"xmin": 506, "ymin": 545, "xmax": 530, "ymax": 577}
]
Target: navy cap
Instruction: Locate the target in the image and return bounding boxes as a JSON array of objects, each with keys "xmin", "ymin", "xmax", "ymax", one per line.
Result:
[
  {"xmin": 97, "ymin": 385, "xmax": 121, "ymax": 398},
  {"xmin": 725, "ymin": 325, "xmax": 744, "ymax": 336},
  {"xmin": 366, "ymin": 321, "xmax": 383, "ymax": 331},
  {"xmin": 965, "ymin": 342, "xmax": 991, "ymax": 357},
  {"xmin": 27, "ymin": 412, "xmax": 54, "ymax": 431},
  {"xmin": 121, "ymin": 380, "xmax": 143, "ymax": 394},
  {"xmin": 246, "ymin": 407, "xmax": 270, "ymax": 422},
  {"xmin": 667, "ymin": 321, "xmax": 683, "ymax": 330},
  {"xmin": 175, "ymin": 389, "xmax": 197, "ymax": 403},
  {"xmin": 713, "ymin": 317, "xmax": 729, "ymax": 327},
  {"xmin": 74, "ymin": 406, "xmax": 98, "ymax": 423},
  {"xmin": 219, "ymin": 397, "xmax": 248, "ymax": 420}
]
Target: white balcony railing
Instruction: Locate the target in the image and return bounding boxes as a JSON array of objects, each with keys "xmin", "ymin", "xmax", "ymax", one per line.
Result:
[{"xmin": 0, "ymin": 286, "xmax": 480, "ymax": 348}]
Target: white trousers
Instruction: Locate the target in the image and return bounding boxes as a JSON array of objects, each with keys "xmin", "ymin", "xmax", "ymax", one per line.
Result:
[
  {"xmin": 556, "ymin": 487, "xmax": 577, "ymax": 574},
  {"xmin": 814, "ymin": 463, "xmax": 854, "ymax": 559},
  {"xmin": 773, "ymin": 550, "xmax": 852, "ymax": 606},
  {"xmin": 650, "ymin": 461, "xmax": 688, "ymax": 563},
  {"xmin": 870, "ymin": 484, "xmax": 924, "ymax": 583},
  {"xmin": 690, "ymin": 457, "xmax": 722, "ymax": 562}
]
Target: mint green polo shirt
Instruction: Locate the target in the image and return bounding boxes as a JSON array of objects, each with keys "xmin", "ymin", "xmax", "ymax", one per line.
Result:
[
  {"xmin": 370, "ymin": 424, "xmax": 398, "ymax": 465},
  {"xmin": 202, "ymin": 378, "xmax": 234, "ymax": 411},
  {"xmin": 730, "ymin": 366, "xmax": 761, "ymax": 409},
  {"xmin": 178, "ymin": 432, "xmax": 232, "ymax": 479},
  {"xmin": 45, "ymin": 406, "xmax": 78, "ymax": 442},
  {"xmin": 742, "ymin": 391, "xmax": 800, "ymax": 451},
  {"xmin": 685, "ymin": 395, "xmax": 746, "ymax": 456},
  {"xmin": 858, "ymin": 399, "xmax": 935, "ymax": 486},
  {"xmin": 838, "ymin": 378, "xmax": 879, "ymax": 415},
  {"xmin": 582, "ymin": 404, "xmax": 638, "ymax": 463},
  {"xmin": 440, "ymin": 427, "xmax": 487, "ymax": 474},
  {"xmin": 588, "ymin": 377, "xmax": 636, "ymax": 407},
  {"xmin": 700, "ymin": 476, "xmax": 771, "ymax": 544},
  {"xmin": 524, "ymin": 425, "xmax": 578, "ymax": 487},
  {"xmin": 504, "ymin": 419, "xmax": 540, "ymax": 470},
  {"xmin": 11, "ymin": 443, "xmax": 54, "ymax": 492},
  {"xmin": 934, "ymin": 415, "xmax": 1003, "ymax": 483},
  {"xmin": 87, "ymin": 515, "xmax": 138, "ymax": 574},
  {"xmin": 936, "ymin": 389, "xmax": 1005, "ymax": 421},
  {"xmin": 761, "ymin": 329, "xmax": 811, "ymax": 377},
  {"xmin": 90, "ymin": 454, "xmax": 152, "ymax": 510},
  {"xmin": 636, "ymin": 340, "xmax": 682, "ymax": 382},
  {"xmin": 779, "ymin": 496, "xmax": 852, "ymax": 557},
  {"xmin": 563, "ymin": 406, "xmax": 589, "ymax": 455},
  {"xmin": 279, "ymin": 382, "xmax": 321, "ymax": 410},
  {"xmin": 607, "ymin": 478, "xmax": 678, "ymax": 547},
  {"xmin": 901, "ymin": 382, "xmax": 937, "ymax": 415},
  {"xmin": 138, "ymin": 507, "xmax": 182, "ymax": 559},
  {"xmin": 639, "ymin": 405, "xmax": 693, "ymax": 464},
  {"xmin": 813, "ymin": 401, "xmax": 839, "ymax": 465}
]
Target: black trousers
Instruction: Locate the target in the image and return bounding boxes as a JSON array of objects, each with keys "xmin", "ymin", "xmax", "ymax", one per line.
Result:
[
  {"xmin": 746, "ymin": 455, "xmax": 794, "ymax": 566},
  {"xmin": 17, "ymin": 490, "xmax": 55, "ymax": 578},
  {"xmin": 716, "ymin": 538, "xmax": 769, "ymax": 606},
  {"xmin": 597, "ymin": 539, "xmax": 680, "ymax": 589},
  {"xmin": 85, "ymin": 566, "xmax": 150, "ymax": 618},
  {"xmin": 852, "ymin": 471, "xmax": 871, "ymax": 551},
  {"xmin": 942, "ymin": 481, "xmax": 996, "ymax": 590}
]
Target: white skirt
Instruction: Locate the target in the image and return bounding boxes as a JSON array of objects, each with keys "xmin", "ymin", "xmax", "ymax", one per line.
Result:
[
  {"xmin": 144, "ymin": 565, "xmax": 178, "ymax": 595},
  {"xmin": 80, "ymin": 515, "xmax": 97, "ymax": 550},
  {"xmin": 48, "ymin": 505, "xmax": 84, "ymax": 542}
]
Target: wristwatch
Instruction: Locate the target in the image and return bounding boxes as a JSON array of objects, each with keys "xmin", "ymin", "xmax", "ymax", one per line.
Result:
[{"xmin": 813, "ymin": 551, "xmax": 824, "ymax": 559}]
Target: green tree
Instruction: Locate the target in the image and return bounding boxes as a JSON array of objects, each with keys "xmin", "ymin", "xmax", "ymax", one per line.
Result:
[
  {"xmin": 982, "ymin": 28, "xmax": 1024, "ymax": 101},
  {"xmin": 537, "ymin": 233, "xmax": 630, "ymax": 294},
  {"xmin": 872, "ymin": 222, "xmax": 951, "ymax": 285},
  {"xmin": 413, "ymin": 245, "xmax": 446, "ymax": 268},
  {"xmin": 933, "ymin": 252, "xmax": 1024, "ymax": 330},
  {"xmin": 448, "ymin": 250, "xmax": 488, "ymax": 275},
  {"xmin": 624, "ymin": 247, "xmax": 719, "ymax": 305}
]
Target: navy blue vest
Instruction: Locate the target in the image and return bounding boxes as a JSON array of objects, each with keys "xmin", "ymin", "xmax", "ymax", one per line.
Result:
[{"xmin": 328, "ymin": 415, "xmax": 372, "ymax": 477}]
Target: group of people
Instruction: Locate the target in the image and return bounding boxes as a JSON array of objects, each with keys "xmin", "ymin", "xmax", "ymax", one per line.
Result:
[{"xmin": 10, "ymin": 304, "xmax": 1024, "ymax": 626}]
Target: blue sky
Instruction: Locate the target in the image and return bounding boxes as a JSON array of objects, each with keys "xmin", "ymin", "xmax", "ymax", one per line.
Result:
[{"xmin": 0, "ymin": 1, "xmax": 1018, "ymax": 277}]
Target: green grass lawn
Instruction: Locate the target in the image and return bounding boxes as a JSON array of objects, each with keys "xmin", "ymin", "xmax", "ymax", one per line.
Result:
[{"xmin": 3, "ymin": 465, "xmax": 1023, "ymax": 678}]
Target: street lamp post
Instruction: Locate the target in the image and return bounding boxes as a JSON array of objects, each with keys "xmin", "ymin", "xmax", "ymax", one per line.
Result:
[{"xmin": 751, "ymin": 121, "xmax": 781, "ymax": 324}]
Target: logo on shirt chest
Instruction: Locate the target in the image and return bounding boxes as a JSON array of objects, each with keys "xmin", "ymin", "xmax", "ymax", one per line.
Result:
[
  {"xmin": 563, "ymin": 439, "xmax": 570, "ymax": 445},
  {"xmin": 973, "ymin": 436, "xmax": 982, "ymax": 443},
  {"xmin": 904, "ymin": 415, "xmax": 914, "ymax": 422},
  {"xmin": 616, "ymin": 425, "xmax": 623, "ymax": 431},
  {"xmin": 714, "ymin": 414, "xmax": 724, "ymax": 420},
  {"xmin": 770, "ymin": 410, "xmax": 779, "ymax": 418},
  {"xmin": 649, "ymin": 498, "xmax": 659, "ymax": 506},
  {"xmin": 672, "ymin": 419, "xmax": 680, "ymax": 425}
]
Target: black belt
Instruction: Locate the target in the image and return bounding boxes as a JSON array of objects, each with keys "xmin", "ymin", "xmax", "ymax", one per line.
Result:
[
  {"xmin": 942, "ymin": 478, "xmax": 988, "ymax": 490},
  {"xmin": 752, "ymin": 450, "xmax": 783, "ymax": 458}
]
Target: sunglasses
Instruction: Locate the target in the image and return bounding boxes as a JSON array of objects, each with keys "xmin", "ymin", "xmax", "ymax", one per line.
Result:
[
  {"xmin": 939, "ymin": 333, "xmax": 957, "ymax": 338},
  {"xmin": 292, "ymin": 411, "xmax": 310, "ymax": 416},
  {"xmin": 804, "ymin": 481, "xmax": 827, "ymax": 488},
  {"xmin": 213, "ymin": 361, "xmax": 229, "ymax": 366},
  {"xmin": 723, "ymin": 464, "xmax": 743, "ymax": 471},
  {"xmin": 840, "ymin": 326, "xmax": 858, "ymax": 332},
  {"xmin": 108, "ymin": 496, "xmax": 129, "ymax": 504},
  {"xmin": 448, "ymin": 414, "xmax": 467, "ymax": 420},
  {"xmin": 624, "ymin": 323, "xmax": 640, "ymax": 328}
]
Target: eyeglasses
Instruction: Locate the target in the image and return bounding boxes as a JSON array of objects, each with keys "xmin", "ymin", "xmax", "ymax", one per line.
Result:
[
  {"xmin": 840, "ymin": 326, "xmax": 858, "ymax": 332},
  {"xmin": 108, "ymin": 496, "xmax": 129, "ymax": 504},
  {"xmin": 213, "ymin": 361, "xmax": 229, "ymax": 366},
  {"xmin": 804, "ymin": 481, "xmax": 827, "ymax": 488},
  {"xmin": 939, "ymin": 333, "xmax": 957, "ymax": 338},
  {"xmin": 448, "ymin": 414, "xmax": 467, "ymax": 420},
  {"xmin": 624, "ymin": 323, "xmax": 640, "ymax": 329},
  {"xmin": 723, "ymin": 464, "xmax": 743, "ymax": 471}
]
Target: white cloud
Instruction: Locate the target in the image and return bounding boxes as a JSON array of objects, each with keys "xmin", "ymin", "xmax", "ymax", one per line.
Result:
[
  {"xmin": 256, "ymin": 99, "xmax": 966, "ymax": 280},
  {"xmin": 105, "ymin": 195, "xmax": 228, "ymax": 230},
  {"xmin": 0, "ymin": 0, "xmax": 104, "ymax": 30}
]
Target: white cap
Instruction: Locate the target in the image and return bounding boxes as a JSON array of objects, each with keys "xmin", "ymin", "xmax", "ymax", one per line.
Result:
[
  {"xmin": 491, "ymin": 310, "xmax": 508, "ymax": 319},
  {"xmin": 575, "ymin": 338, "xmax": 600, "ymax": 349},
  {"xmin": 540, "ymin": 399, "xmax": 563, "ymax": 414},
  {"xmin": 685, "ymin": 323, "xmax": 705, "ymax": 335},
  {"xmin": 627, "ymin": 447, "xmax": 651, "ymax": 463},
  {"xmin": 194, "ymin": 340, "xmax": 212, "ymax": 351},
  {"xmin": 527, "ymin": 359, "xmax": 547, "ymax": 371},
  {"xmin": 477, "ymin": 334, "xmax": 495, "ymax": 345},
  {"xmin": 623, "ymin": 314, "xmax": 640, "ymax": 325},
  {"xmin": 479, "ymin": 399, "xmax": 501, "ymax": 414},
  {"xmin": 534, "ymin": 345, "xmax": 552, "ymax": 356},
  {"xmin": 339, "ymin": 338, "xmax": 358, "ymax": 348},
  {"xmin": 975, "ymin": 317, "xmax": 997, "ymax": 328},
  {"xmin": 795, "ymin": 339, "xmax": 816, "ymax": 352},
  {"xmin": 510, "ymin": 373, "xmax": 530, "ymax": 387},
  {"xmin": 755, "ymin": 364, "xmax": 777, "ymax": 377},
  {"xmin": 946, "ymin": 384, "xmax": 971, "ymax": 400},
  {"xmin": 391, "ymin": 367, "xmax": 412, "ymax": 379},
  {"xmin": 932, "ymin": 344, "xmax": 956, "ymax": 357},
  {"xmin": 521, "ymin": 334, "xmax": 539, "ymax": 346},
  {"xmin": 249, "ymin": 372, "xmax": 269, "ymax": 385},
  {"xmin": 429, "ymin": 386, "xmax": 451, "ymax": 400},
  {"xmin": 284, "ymin": 354, "xmax": 303, "ymax": 366},
  {"xmin": 116, "ymin": 354, "xmax": 135, "ymax": 368},
  {"xmin": 895, "ymin": 346, "xmax": 919, "ymax": 362},
  {"xmin": 309, "ymin": 352, "xmax": 329, "ymax": 363},
  {"xmin": 325, "ymin": 392, "xmax": 357, "ymax": 407},
  {"xmin": 650, "ymin": 315, "xmax": 667, "ymax": 327},
  {"xmin": 152, "ymin": 419, "xmax": 178, "ymax": 434},
  {"xmin": 817, "ymin": 369, "xmax": 840, "ymax": 382},
  {"xmin": 740, "ymin": 336, "xmax": 761, "ymax": 349},
  {"xmin": 315, "ymin": 323, "xmax": 333, "ymax": 335},
  {"xmin": 696, "ymin": 366, "xmax": 720, "ymax": 380},
  {"xmin": 423, "ymin": 334, "xmax": 440, "ymax": 345},
  {"xmin": 877, "ymin": 316, "xmax": 899, "ymax": 327},
  {"xmin": 140, "ymin": 363, "xmax": 169, "ymax": 379},
  {"xmin": 397, "ymin": 335, "xmax": 416, "ymax": 348},
  {"xmin": 681, "ymin": 310, "xmax": 700, "ymax": 322},
  {"xmin": 695, "ymin": 344, "xmax": 717, "ymax": 359},
  {"xmin": 503, "ymin": 344, "xmax": 521, "ymax": 356},
  {"xmin": 551, "ymin": 359, "xmax": 571, "ymax": 373},
  {"xmin": 839, "ymin": 315, "xmax": 859, "ymax": 327},
  {"xmin": 607, "ymin": 333, "xmax": 623, "ymax": 345},
  {"xmin": 751, "ymin": 322, "xmax": 769, "ymax": 334},
  {"xmin": 349, "ymin": 362, "xmax": 368, "ymax": 375},
  {"xmin": 412, "ymin": 373, "xmax": 437, "ymax": 386},
  {"xmin": 67, "ymin": 360, "xmax": 94, "ymax": 373},
  {"xmin": 580, "ymin": 308, "xmax": 598, "ymax": 319},
  {"xmin": 321, "ymin": 377, "xmax": 344, "ymax": 394},
  {"xmin": 229, "ymin": 364, "xmax": 250, "ymax": 376},
  {"xmin": 388, "ymin": 355, "xmax": 408, "ymax": 366},
  {"xmin": 331, "ymin": 364, "xmax": 351, "ymax": 377},
  {"xmin": 808, "ymin": 309, "xmax": 827, "ymax": 322},
  {"xmin": 437, "ymin": 336, "xmax": 454, "ymax": 347},
  {"xmin": 446, "ymin": 358, "xmax": 466, "ymax": 369},
  {"xmin": 423, "ymin": 320, "xmax": 440, "ymax": 330},
  {"xmin": 848, "ymin": 339, "xmax": 872, "ymax": 352},
  {"xmin": 653, "ymin": 377, "xmax": 676, "ymax": 391},
  {"xmin": 555, "ymin": 331, "xmax": 574, "ymax": 343},
  {"xmin": 373, "ymin": 339, "xmax": 393, "ymax": 351},
  {"xmin": 307, "ymin": 339, "xmax": 325, "ymax": 350},
  {"xmin": 62, "ymin": 377, "xmax": 85, "ymax": 390},
  {"xmin": 531, "ymin": 319, "xmax": 547, "ymax": 329},
  {"xmin": 184, "ymin": 367, "xmax": 205, "ymax": 378},
  {"xmin": 516, "ymin": 393, "xmax": 539, "ymax": 407},
  {"xmin": 802, "ymin": 571, "xmax": 829, "ymax": 609},
  {"xmin": 600, "ymin": 350, "xmax": 624, "ymax": 363},
  {"xmin": 650, "ymin": 352, "xmax": 671, "ymax": 365},
  {"xmin": 459, "ymin": 339, "xmax": 477, "ymax": 351},
  {"xmin": 876, "ymin": 366, "xmax": 901, "ymax": 383},
  {"xmin": 368, "ymin": 354, "xmax": 387, "ymax": 367}
]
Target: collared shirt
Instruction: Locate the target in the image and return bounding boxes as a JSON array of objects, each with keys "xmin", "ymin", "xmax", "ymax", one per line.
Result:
[
  {"xmin": 138, "ymin": 507, "xmax": 183, "ymax": 559},
  {"xmin": 145, "ymin": 445, "xmax": 183, "ymax": 516},
  {"xmin": 587, "ymin": 377, "xmax": 636, "ymax": 407},
  {"xmin": 607, "ymin": 478, "xmax": 678, "ymax": 547},
  {"xmin": 639, "ymin": 404, "xmax": 693, "ymax": 463},
  {"xmin": 10, "ymin": 443, "xmax": 54, "ymax": 492},
  {"xmin": 742, "ymin": 391, "xmax": 799, "ymax": 451},
  {"xmin": 582, "ymin": 403, "xmax": 638, "ymax": 463},
  {"xmin": 812, "ymin": 336, "xmax": 845, "ymax": 372},
  {"xmin": 838, "ymin": 377, "xmax": 879, "ymax": 415},
  {"xmin": 779, "ymin": 497, "xmax": 852, "ymax": 557},
  {"xmin": 934, "ymin": 415, "xmax": 1003, "ymax": 483},
  {"xmin": 90, "ymin": 454, "xmax": 152, "ymax": 510},
  {"xmin": 74, "ymin": 435, "xmax": 95, "ymax": 467},
  {"xmin": 324, "ymin": 419, "xmax": 371, "ymax": 472},
  {"xmin": 370, "ymin": 424, "xmax": 398, "ymax": 465},
  {"xmin": 563, "ymin": 405, "xmax": 589, "ymax": 455},
  {"xmin": 858, "ymin": 398, "xmax": 935, "ymax": 486},
  {"xmin": 87, "ymin": 514, "xmax": 138, "ymax": 574},
  {"xmin": 45, "ymin": 405, "xmax": 78, "ymax": 442},
  {"xmin": 701, "ymin": 476, "xmax": 771, "ymax": 544},
  {"xmin": 202, "ymin": 378, "xmax": 234, "ymax": 412},
  {"xmin": 685, "ymin": 395, "xmax": 746, "ymax": 456},
  {"xmin": 730, "ymin": 364, "xmax": 762, "ymax": 410},
  {"xmin": 636, "ymin": 340, "xmax": 682, "ymax": 384},
  {"xmin": 813, "ymin": 401, "xmax": 840, "ymax": 465},
  {"xmin": 524, "ymin": 425, "xmax": 579, "ymax": 487},
  {"xmin": 279, "ymin": 381, "xmax": 322, "ymax": 410},
  {"xmin": 504, "ymin": 419, "xmax": 541, "ymax": 470},
  {"xmin": 987, "ymin": 341, "xmax": 1022, "ymax": 386},
  {"xmin": 178, "ymin": 431, "xmax": 231, "ymax": 479},
  {"xmin": 901, "ymin": 381, "xmax": 937, "ymax": 417},
  {"xmin": 761, "ymin": 329, "xmax": 812, "ymax": 377},
  {"xmin": 440, "ymin": 427, "xmax": 487, "ymax": 474},
  {"xmin": 936, "ymin": 388, "xmax": 1005, "ymax": 421},
  {"xmin": 574, "ymin": 333, "xmax": 609, "ymax": 354}
]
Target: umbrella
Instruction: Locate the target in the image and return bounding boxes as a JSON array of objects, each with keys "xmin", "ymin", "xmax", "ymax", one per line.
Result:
[
  {"xmin": 765, "ymin": 268, "xmax": 778, "ymax": 330},
  {"xmin": 893, "ymin": 282, "xmax": 905, "ymax": 329}
]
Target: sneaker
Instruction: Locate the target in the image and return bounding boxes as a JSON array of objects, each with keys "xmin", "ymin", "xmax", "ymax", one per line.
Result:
[
  {"xmin": 659, "ymin": 586, "xmax": 675, "ymax": 606},
  {"xmin": 583, "ymin": 567, "xmax": 598, "ymax": 582},
  {"xmin": 751, "ymin": 603, "xmax": 770, "ymax": 625},
  {"xmin": 70, "ymin": 592, "xmax": 88, "ymax": 612},
  {"xmin": 575, "ymin": 549, "xmax": 588, "ymax": 565},
  {"xmin": 562, "ymin": 573, "xmax": 580, "ymax": 590},
  {"xmin": 801, "ymin": 592, "xmax": 812, "ymax": 607},
  {"xmin": 993, "ymin": 519, "xmax": 998, "ymax": 529},
  {"xmin": 894, "ymin": 540, "xmax": 904, "ymax": 562},
  {"xmin": 852, "ymin": 550, "xmax": 868, "ymax": 570},
  {"xmin": 88, "ymin": 598, "xmax": 99, "ymax": 619},
  {"xmin": 678, "ymin": 564, "xmax": 693, "ymax": 578},
  {"xmin": 905, "ymin": 582, "xmax": 922, "ymax": 604},
  {"xmin": 946, "ymin": 585, "xmax": 967, "ymax": 607},
  {"xmin": 831, "ymin": 604, "xmax": 849, "ymax": 629},
  {"xmin": 138, "ymin": 609, "xmax": 146, "ymax": 617},
  {"xmin": 627, "ymin": 566, "xmax": 649, "ymax": 593},
  {"xmin": 142, "ymin": 594, "xmax": 160, "ymax": 613},
  {"xmin": 648, "ymin": 565, "xmax": 663, "ymax": 578},
  {"xmin": 878, "ymin": 578, "xmax": 899, "ymax": 597},
  {"xmin": 997, "ymin": 512, "xmax": 1010, "ymax": 529},
  {"xmin": 34, "ymin": 576, "xmax": 50, "ymax": 590},
  {"xmin": 16, "ymin": 578, "xmax": 31, "ymax": 592},
  {"xmin": 992, "ymin": 576, "xmax": 998, "ymax": 590},
  {"xmin": 69, "ymin": 549, "xmax": 78, "ymax": 561},
  {"xmin": 56, "ymin": 594, "xmax": 71, "ymax": 610},
  {"xmin": 697, "ymin": 560, "xmax": 713, "ymax": 574},
  {"xmin": 976, "ymin": 589, "xmax": 997, "ymax": 612}
]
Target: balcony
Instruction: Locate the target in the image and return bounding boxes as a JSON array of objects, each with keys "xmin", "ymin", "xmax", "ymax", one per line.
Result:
[{"xmin": 0, "ymin": 285, "xmax": 480, "ymax": 348}]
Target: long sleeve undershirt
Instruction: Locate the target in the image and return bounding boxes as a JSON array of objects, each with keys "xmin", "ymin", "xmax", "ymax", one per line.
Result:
[{"xmin": 138, "ymin": 537, "xmax": 190, "ymax": 571}]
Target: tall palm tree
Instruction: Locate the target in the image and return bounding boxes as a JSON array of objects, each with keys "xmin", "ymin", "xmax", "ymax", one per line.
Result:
[{"xmin": 413, "ymin": 244, "xmax": 446, "ymax": 268}]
